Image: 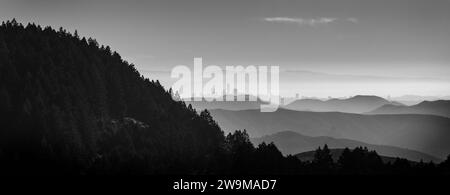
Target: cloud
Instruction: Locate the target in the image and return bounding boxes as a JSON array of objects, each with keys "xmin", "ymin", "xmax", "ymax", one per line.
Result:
[
  {"xmin": 264, "ymin": 17, "xmax": 337, "ymax": 26},
  {"xmin": 264, "ymin": 17, "xmax": 359, "ymax": 26},
  {"xmin": 347, "ymin": 17, "xmax": 358, "ymax": 24}
]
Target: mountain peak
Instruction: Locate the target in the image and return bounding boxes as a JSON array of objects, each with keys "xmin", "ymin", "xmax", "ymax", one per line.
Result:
[{"xmin": 349, "ymin": 95, "xmax": 388, "ymax": 101}]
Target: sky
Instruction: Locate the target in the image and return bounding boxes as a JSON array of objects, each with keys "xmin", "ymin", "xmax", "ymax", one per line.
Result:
[{"xmin": 1, "ymin": 0, "xmax": 450, "ymax": 98}]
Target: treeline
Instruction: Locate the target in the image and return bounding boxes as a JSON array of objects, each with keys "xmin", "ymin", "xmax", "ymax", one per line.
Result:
[
  {"xmin": 0, "ymin": 19, "xmax": 449, "ymax": 175},
  {"xmin": 219, "ymin": 130, "xmax": 450, "ymax": 175}
]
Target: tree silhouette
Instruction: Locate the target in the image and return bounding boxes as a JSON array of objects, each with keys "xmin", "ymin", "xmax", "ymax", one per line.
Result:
[
  {"xmin": 312, "ymin": 144, "xmax": 334, "ymax": 173},
  {"xmin": 338, "ymin": 147, "xmax": 383, "ymax": 174},
  {"xmin": 440, "ymin": 155, "xmax": 450, "ymax": 174}
]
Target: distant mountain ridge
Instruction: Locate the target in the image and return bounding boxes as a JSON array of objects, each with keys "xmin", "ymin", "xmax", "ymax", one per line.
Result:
[
  {"xmin": 368, "ymin": 100, "xmax": 450, "ymax": 118},
  {"xmin": 390, "ymin": 95, "xmax": 450, "ymax": 106},
  {"xmin": 251, "ymin": 131, "xmax": 441, "ymax": 162},
  {"xmin": 184, "ymin": 95, "xmax": 267, "ymax": 111},
  {"xmin": 284, "ymin": 95, "xmax": 403, "ymax": 113}
]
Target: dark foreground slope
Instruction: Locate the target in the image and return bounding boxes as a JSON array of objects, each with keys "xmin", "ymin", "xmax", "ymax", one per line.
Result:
[{"xmin": 0, "ymin": 20, "xmax": 229, "ymax": 174}]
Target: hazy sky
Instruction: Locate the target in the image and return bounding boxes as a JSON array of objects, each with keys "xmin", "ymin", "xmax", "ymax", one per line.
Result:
[{"xmin": 1, "ymin": 0, "xmax": 450, "ymax": 97}]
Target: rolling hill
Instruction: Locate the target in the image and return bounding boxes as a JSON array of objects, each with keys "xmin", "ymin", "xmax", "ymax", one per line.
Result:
[
  {"xmin": 210, "ymin": 108, "xmax": 450, "ymax": 159},
  {"xmin": 251, "ymin": 131, "xmax": 441, "ymax": 162}
]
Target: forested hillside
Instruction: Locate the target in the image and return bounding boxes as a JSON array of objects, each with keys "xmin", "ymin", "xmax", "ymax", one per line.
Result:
[{"xmin": 0, "ymin": 19, "xmax": 229, "ymax": 174}]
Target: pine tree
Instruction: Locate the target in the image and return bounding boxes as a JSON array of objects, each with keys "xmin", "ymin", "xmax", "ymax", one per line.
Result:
[{"xmin": 313, "ymin": 144, "xmax": 334, "ymax": 172}]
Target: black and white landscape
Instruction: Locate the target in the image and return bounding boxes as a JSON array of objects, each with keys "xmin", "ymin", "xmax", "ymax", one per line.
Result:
[{"xmin": 0, "ymin": 0, "xmax": 450, "ymax": 178}]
